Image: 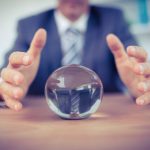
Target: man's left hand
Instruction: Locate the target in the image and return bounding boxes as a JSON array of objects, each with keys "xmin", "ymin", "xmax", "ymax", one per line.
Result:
[{"xmin": 107, "ymin": 34, "xmax": 150, "ymax": 105}]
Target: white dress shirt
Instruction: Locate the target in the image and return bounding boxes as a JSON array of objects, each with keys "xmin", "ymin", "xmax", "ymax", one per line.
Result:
[{"xmin": 54, "ymin": 10, "xmax": 89, "ymax": 64}]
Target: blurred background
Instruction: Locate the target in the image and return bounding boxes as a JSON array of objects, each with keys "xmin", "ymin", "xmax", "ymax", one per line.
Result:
[{"xmin": 0, "ymin": 0, "xmax": 150, "ymax": 67}]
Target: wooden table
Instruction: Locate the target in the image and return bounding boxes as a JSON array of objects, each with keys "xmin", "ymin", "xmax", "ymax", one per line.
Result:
[{"xmin": 0, "ymin": 94, "xmax": 150, "ymax": 150}]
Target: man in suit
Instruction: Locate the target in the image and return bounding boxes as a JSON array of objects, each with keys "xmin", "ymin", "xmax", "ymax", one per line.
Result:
[{"xmin": 0, "ymin": 0, "xmax": 150, "ymax": 111}]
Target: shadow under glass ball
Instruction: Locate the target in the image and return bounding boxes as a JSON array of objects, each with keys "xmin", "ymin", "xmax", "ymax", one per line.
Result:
[{"xmin": 45, "ymin": 65, "xmax": 103, "ymax": 120}]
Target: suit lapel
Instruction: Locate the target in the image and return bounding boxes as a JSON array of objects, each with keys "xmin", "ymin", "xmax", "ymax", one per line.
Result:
[
  {"xmin": 81, "ymin": 7, "xmax": 102, "ymax": 68},
  {"xmin": 45, "ymin": 10, "xmax": 63, "ymax": 73}
]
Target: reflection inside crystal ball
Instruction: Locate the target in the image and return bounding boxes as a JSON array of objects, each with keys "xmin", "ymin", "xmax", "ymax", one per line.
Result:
[{"xmin": 45, "ymin": 64, "xmax": 103, "ymax": 119}]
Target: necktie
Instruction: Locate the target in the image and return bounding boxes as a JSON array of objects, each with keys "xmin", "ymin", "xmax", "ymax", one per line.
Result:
[{"xmin": 61, "ymin": 28, "xmax": 83, "ymax": 65}]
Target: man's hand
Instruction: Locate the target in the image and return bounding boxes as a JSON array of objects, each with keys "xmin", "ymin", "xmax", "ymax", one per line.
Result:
[
  {"xmin": 107, "ymin": 34, "xmax": 150, "ymax": 105},
  {"xmin": 0, "ymin": 29, "xmax": 47, "ymax": 111}
]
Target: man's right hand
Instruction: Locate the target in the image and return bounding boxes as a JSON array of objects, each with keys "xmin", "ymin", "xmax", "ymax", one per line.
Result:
[{"xmin": 0, "ymin": 29, "xmax": 47, "ymax": 111}]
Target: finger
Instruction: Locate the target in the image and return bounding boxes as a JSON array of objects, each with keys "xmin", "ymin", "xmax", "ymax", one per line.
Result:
[
  {"xmin": 106, "ymin": 34, "xmax": 128, "ymax": 62},
  {"xmin": 136, "ymin": 93, "xmax": 150, "ymax": 105},
  {"xmin": 3, "ymin": 94, "xmax": 22, "ymax": 111},
  {"xmin": 127, "ymin": 46, "xmax": 148, "ymax": 62},
  {"xmin": 134, "ymin": 63, "xmax": 150, "ymax": 75},
  {"xmin": 28, "ymin": 28, "xmax": 47, "ymax": 58},
  {"xmin": 1, "ymin": 68, "xmax": 24, "ymax": 86},
  {"xmin": 137, "ymin": 81, "xmax": 150, "ymax": 93},
  {"xmin": 9, "ymin": 51, "xmax": 33, "ymax": 67},
  {"xmin": 0, "ymin": 82, "xmax": 24, "ymax": 100}
]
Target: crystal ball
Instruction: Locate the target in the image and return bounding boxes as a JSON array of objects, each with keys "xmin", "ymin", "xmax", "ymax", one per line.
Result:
[{"xmin": 45, "ymin": 64, "xmax": 103, "ymax": 119}]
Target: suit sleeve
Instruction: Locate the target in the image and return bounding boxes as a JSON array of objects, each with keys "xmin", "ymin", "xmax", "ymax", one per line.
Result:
[{"xmin": 114, "ymin": 10, "xmax": 138, "ymax": 47}]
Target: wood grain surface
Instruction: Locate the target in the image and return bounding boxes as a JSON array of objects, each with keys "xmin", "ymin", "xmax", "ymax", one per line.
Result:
[{"xmin": 0, "ymin": 94, "xmax": 150, "ymax": 150}]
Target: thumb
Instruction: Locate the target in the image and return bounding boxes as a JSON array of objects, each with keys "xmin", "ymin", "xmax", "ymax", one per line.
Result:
[
  {"xmin": 106, "ymin": 34, "xmax": 128, "ymax": 62},
  {"xmin": 28, "ymin": 28, "xmax": 47, "ymax": 58}
]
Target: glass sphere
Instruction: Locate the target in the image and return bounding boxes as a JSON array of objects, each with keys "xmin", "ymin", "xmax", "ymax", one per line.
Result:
[{"xmin": 45, "ymin": 64, "xmax": 103, "ymax": 119}]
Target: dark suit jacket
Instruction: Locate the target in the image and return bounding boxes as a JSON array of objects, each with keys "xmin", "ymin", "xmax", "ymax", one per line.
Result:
[{"xmin": 3, "ymin": 6, "xmax": 137, "ymax": 95}]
